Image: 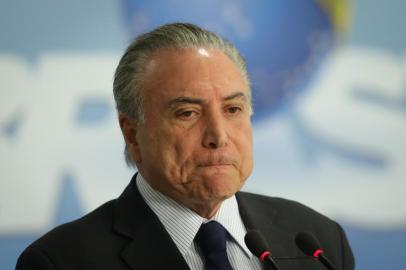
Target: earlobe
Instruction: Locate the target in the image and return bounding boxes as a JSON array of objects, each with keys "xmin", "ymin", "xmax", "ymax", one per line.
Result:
[{"xmin": 118, "ymin": 113, "xmax": 142, "ymax": 163}]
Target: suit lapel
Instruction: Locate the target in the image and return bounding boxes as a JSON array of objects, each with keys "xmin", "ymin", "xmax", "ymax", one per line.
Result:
[
  {"xmin": 113, "ymin": 174, "xmax": 190, "ymax": 270},
  {"xmin": 236, "ymin": 192, "xmax": 302, "ymax": 269}
]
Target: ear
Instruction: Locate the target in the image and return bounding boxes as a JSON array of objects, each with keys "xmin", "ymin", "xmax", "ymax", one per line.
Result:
[{"xmin": 118, "ymin": 112, "xmax": 142, "ymax": 164}]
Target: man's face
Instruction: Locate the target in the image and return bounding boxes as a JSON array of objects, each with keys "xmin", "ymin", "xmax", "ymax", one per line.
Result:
[{"xmin": 127, "ymin": 48, "xmax": 253, "ymax": 214}]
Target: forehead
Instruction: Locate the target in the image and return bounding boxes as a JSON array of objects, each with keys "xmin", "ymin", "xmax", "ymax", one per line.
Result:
[{"xmin": 141, "ymin": 48, "xmax": 249, "ymax": 102}]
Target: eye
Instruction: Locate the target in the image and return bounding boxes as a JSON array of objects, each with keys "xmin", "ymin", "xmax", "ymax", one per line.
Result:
[
  {"xmin": 180, "ymin": 111, "xmax": 194, "ymax": 117},
  {"xmin": 176, "ymin": 109, "xmax": 198, "ymax": 120},
  {"xmin": 226, "ymin": 106, "xmax": 242, "ymax": 114}
]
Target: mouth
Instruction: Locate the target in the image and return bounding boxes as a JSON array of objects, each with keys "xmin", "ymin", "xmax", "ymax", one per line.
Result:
[
  {"xmin": 196, "ymin": 155, "xmax": 236, "ymax": 168},
  {"xmin": 198, "ymin": 159, "xmax": 233, "ymax": 166},
  {"xmin": 199, "ymin": 164, "xmax": 232, "ymax": 168},
  {"xmin": 197, "ymin": 164, "xmax": 233, "ymax": 174}
]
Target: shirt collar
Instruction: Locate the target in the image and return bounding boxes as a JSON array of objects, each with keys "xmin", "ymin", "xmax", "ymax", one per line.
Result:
[
  {"xmin": 211, "ymin": 195, "xmax": 252, "ymax": 256},
  {"xmin": 136, "ymin": 173, "xmax": 252, "ymax": 257}
]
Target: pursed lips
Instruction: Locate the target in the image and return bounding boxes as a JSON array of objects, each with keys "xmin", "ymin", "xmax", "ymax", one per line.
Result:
[
  {"xmin": 199, "ymin": 163, "xmax": 231, "ymax": 167},
  {"xmin": 197, "ymin": 159, "xmax": 235, "ymax": 168}
]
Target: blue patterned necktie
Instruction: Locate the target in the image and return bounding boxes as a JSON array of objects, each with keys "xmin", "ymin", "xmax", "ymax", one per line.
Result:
[{"xmin": 195, "ymin": 221, "xmax": 234, "ymax": 270}]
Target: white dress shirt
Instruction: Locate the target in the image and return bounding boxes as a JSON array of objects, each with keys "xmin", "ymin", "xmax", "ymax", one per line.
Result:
[{"xmin": 136, "ymin": 173, "xmax": 262, "ymax": 270}]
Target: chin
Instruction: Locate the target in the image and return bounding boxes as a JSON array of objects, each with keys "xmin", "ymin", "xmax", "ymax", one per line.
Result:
[{"xmin": 201, "ymin": 174, "xmax": 243, "ymax": 199}]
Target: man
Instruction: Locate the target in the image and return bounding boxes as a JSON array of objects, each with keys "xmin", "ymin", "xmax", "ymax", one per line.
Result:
[{"xmin": 16, "ymin": 23, "xmax": 354, "ymax": 270}]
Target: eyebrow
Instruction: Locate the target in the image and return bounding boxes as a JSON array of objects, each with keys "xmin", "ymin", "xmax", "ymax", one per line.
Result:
[
  {"xmin": 167, "ymin": 91, "xmax": 248, "ymax": 107},
  {"xmin": 224, "ymin": 92, "xmax": 247, "ymax": 101}
]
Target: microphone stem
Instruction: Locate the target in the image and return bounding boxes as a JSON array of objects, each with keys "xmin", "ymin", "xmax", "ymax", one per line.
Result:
[
  {"xmin": 319, "ymin": 255, "xmax": 335, "ymax": 270},
  {"xmin": 264, "ymin": 256, "xmax": 280, "ymax": 270}
]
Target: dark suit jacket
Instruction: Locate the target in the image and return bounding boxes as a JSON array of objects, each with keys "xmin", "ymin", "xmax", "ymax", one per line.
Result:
[{"xmin": 16, "ymin": 174, "xmax": 354, "ymax": 269}]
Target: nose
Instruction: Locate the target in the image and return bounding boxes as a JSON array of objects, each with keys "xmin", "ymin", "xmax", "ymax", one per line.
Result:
[{"xmin": 202, "ymin": 111, "xmax": 228, "ymax": 149}]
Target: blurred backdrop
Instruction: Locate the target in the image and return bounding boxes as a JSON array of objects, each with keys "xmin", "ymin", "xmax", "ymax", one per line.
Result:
[{"xmin": 1, "ymin": 0, "xmax": 405, "ymax": 269}]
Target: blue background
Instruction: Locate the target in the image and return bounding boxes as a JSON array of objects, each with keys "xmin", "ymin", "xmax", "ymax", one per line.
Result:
[{"xmin": 1, "ymin": 0, "xmax": 405, "ymax": 269}]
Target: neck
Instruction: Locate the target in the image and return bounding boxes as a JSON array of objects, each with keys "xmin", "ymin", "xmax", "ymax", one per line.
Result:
[{"xmin": 189, "ymin": 200, "xmax": 223, "ymax": 219}]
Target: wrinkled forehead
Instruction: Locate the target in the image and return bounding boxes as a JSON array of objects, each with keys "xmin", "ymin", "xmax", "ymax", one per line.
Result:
[
  {"xmin": 145, "ymin": 46, "xmax": 248, "ymax": 78},
  {"xmin": 141, "ymin": 47, "xmax": 251, "ymax": 101},
  {"xmin": 142, "ymin": 47, "xmax": 249, "ymax": 99}
]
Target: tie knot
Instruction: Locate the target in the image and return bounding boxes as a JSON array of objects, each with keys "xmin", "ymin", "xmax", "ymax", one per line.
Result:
[{"xmin": 195, "ymin": 221, "xmax": 228, "ymax": 254}]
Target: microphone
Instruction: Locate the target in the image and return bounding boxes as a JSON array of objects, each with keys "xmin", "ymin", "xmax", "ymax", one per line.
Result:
[
  {"xmin": 295, "ymin": 232, "xmax": 336, "ymax": 270},
  {"xmin": 244, "ymin": 230, "xmax": 280, "ymax": 270}
]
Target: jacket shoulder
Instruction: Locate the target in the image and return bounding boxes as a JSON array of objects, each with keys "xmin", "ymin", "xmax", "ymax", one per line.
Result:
[
  {"xmin": 237, "ymin": 191, "xmax": 335, "ymax": 227},
  {"xmin": 237, "ymin": 191, "xmax": 355, "ymax": 270},
  {"xmin": 35, "ymin": 199, "xmax": 117, "ymax": 244},
  {"xmin": 16, "ymin": 199, "xmax": 125, "ymax": 269}
]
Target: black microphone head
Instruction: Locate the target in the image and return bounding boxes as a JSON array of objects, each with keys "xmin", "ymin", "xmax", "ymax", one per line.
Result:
[
  {"xmin": 244, "ymin": 230, "xmax": 270, "ymax": 257},
  {"xmin": 295, "ymin": 232, "xmax": 323, "ymax": 257}
]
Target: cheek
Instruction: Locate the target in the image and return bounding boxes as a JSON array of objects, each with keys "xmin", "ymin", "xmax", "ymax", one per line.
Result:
[
  {"xmin": 175, "ymin": 134, "xmax": 203, "ymax": 164},
  {"xmin": 156, "ymin": 129, "xmax": 199, "ymax": 173},
  {"xmin": 234, "ymin": 124, "xmax": 253, "ymax": 172}
]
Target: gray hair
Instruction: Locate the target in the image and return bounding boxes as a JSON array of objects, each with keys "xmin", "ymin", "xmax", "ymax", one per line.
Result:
[{"xmin": 113, "ymin": 22, "xmax": 251, "ymax": 167}]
